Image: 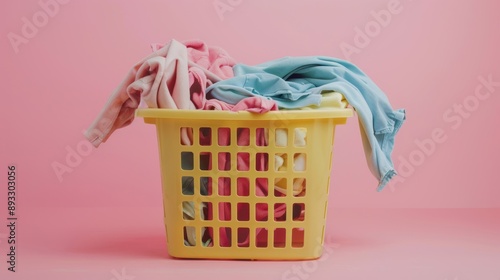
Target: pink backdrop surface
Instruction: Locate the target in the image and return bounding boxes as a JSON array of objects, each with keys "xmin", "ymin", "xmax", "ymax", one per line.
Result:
[
  {"xmin": 1, "ymin": 0, "xmax": 500, "ymax": 279},
  {"xmin": 1, "ymin": 0, "xmax": 500, "ymax": 208}
]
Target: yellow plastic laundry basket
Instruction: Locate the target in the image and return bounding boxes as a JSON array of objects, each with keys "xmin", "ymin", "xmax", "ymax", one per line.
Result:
[{"xmin": 136, "ymin": 108, "xmax": 353, "ymax": 260}]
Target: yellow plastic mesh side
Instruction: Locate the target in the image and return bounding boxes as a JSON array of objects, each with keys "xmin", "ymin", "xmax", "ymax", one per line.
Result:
[{"xmin": 137, "ymin": 109, "xmax": 352, "ymax": 260}]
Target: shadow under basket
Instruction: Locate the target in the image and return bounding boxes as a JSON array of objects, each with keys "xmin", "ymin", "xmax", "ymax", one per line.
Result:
[{"xmin": 136, "ymin": 108, "xmax": 353, "ymax": 260}]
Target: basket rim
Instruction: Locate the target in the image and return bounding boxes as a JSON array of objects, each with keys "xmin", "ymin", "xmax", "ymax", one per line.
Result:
[{"xmin": 136, "ymin": 108, "xmax": 353, "ymax": 121}]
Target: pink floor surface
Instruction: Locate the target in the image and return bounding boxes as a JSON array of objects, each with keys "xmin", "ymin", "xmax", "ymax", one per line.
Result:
[{"xmin": 1, "ymin": 207, "xmax": 499, "ymax": 280}]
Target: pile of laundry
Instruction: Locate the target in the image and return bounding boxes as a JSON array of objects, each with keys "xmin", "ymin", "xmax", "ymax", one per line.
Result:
[{"xmin": 84, "ymin": 39, "xmax": 405, "ymax": 247}]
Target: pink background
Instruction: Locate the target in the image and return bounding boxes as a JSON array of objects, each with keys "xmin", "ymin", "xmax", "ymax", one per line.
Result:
[{"xmin": 1, "ymin": 0, "xmax": 500, "ymax": 279}]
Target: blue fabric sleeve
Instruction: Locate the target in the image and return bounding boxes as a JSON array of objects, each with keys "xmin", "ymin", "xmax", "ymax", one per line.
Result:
[{"xmin": 206, "ymin": 56, "xmax": 406, "ymax": 191}]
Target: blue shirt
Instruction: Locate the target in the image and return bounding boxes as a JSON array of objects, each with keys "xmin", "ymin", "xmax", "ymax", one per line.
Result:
[{"xmin": 207, "ymin": 56, "xmax": 406, "ymax": 191}]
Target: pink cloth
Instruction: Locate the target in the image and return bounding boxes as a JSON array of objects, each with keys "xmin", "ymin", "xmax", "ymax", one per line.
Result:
[
  {"xmin": 152, "ymin": 40, "xmax": 236, "ymax": 110},
  {"xmin": 85, "ymin": 39, "xmax": 237, "ymax": 147},
  {"xmin": 184, "ymin": 40, "xmax": 235, "ymax": 81},
  {"xmin": 85, "ymin": 39, "xmax": 195, "ymax": 147}
]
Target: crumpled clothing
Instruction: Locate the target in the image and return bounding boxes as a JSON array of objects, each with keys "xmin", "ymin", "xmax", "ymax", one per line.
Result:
[
  {"xmin": 85, "ymin": 39, "xmax": 194, "ymax": 147},
  {"xmin": 206, "ymin": 56, "xmax": 406, "ymax": 191},
  {"xmin": 85, "ymin": 39, "xmax": 238, "ymax": 147},
  {"xmin": 182, "ymin": 201, "xmax": 207, "ymax": 246},
  {"xmin": 274, "ymin": 128, "xmax": 307, "ymax": 196},
  {"xmin": 207, "ymin": 72, "xmax": 322, "ymax": 108},
  {"xmin": 288, "ymin": 91, "xmax": 348, "ymax": 111},
  {"xmin": 152, "ymin": 40, "xmax": 236, "ymax": 110}
]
